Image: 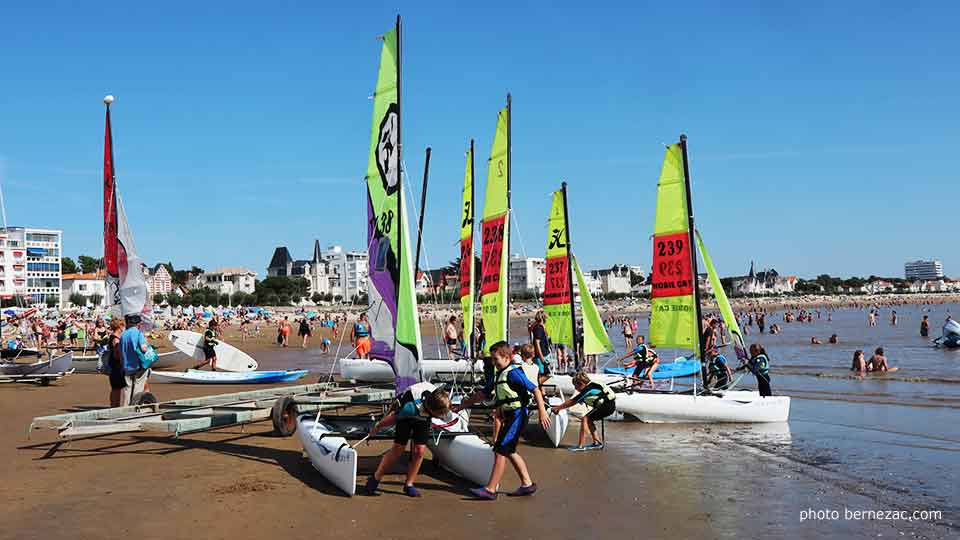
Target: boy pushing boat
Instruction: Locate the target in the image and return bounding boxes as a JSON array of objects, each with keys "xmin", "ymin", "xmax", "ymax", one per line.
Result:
[{"xmin": 456, "ymin": 341, "xmax": 550, "ymax": 500}]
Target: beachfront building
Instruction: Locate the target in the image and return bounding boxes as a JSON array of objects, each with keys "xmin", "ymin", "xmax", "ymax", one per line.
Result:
[
  {"xmin": 730, "ymin": 262, "xmax": 797, "ymax": 296},
  {"xmin": 509, "ymin": 255, "xmax": 546, "ymax": 295},
  {"xmin": 904, "ymin": 260, "xmax": 943, "ymax": 281},
  {"xmin": 864, "ymin": 280, "xmax": 895, "ymax": 293},
  {"xmin": 0, "ymin": 227, "xmax": 63, "ymax": 306},
  {"xmin": 145, "ymin": 264, "xmax": 174, "ymax": 296},
  {"xmin": 415, "ymin": 269, "xmax": 459, "ymax": 297},
  {"xmin": 590, "ymin": 265, "xmax": 635, "ymax": 295},
  {"xmin": 61, "ymin": 271, "xmax": 107, "ymax": 307},
  {"xmin": 191, "ymin": 268, "xmax": 257, "ymax": 296},
  {"xmin": 323, "ymin": 245, "xmax": 368, "ymax": 301},
  {"xmin": 268, "ymin": 241, "xmax": 334, "ymax": 297}
]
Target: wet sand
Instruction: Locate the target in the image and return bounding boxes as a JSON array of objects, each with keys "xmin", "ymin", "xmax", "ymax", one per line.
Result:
[{"xmin": 1, "ymin": 324, "xmax": 956, "ymax": 539}]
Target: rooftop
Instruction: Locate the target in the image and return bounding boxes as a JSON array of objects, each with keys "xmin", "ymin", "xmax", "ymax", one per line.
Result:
[{"xmin": 206, "ymin": 267, "xmax": 256, "ymax": 276}]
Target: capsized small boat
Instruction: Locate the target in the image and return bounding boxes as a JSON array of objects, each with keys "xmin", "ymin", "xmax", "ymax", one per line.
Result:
[
  {"xmin": 426, "ymin": 410, "xmax": 496, "ymax": 487},
  {"xmin": 935, "ymin": 319, "xmax": 960, "ymax": 348},
  {"xmin": 150, "ymin": 369, "xmax": 309, "ymax": 384},
  {"xmin": 603, "ymin": 357, "xmax": 700, "ymax": 379}
]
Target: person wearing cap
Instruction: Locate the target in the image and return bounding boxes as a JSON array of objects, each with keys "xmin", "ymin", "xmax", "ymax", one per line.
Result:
[{"xmin": 119, "ymin": 314, "xmax": 152, "ymax": 405}]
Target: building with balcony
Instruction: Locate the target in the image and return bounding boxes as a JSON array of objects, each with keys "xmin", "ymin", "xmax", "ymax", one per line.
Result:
[{"xmin": 0, "ymin": 227, "xmax": 62, "ymax": 306}]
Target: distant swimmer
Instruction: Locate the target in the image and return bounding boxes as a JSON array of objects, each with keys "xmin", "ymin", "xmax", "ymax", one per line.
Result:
[
  {"xmin": 851, "ymin": 350, "xmax": 866, "ymax": 374},
  {"xmin": 866, "ymin": 347, "xmax": 889, "ymax": 372},
  {"xmin": 828, "ymin": 334, "xmax": 838, "ymax": 344},
  {"xmin": 770, "ymin": 324, "xmax": 781, "ymax": 335},
  {"xmin": 920, "ymin": 315, "xmax": 930, "ymax": 337},
  {"xmin": 810, "ymin": 337, "xmax": 822, "ymax": 345}
]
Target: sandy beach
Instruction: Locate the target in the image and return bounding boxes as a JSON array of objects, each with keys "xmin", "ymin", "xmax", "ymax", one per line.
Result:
[{"xmin": 2, "ymin": 311, "xmax": 956, "ymax": 540}]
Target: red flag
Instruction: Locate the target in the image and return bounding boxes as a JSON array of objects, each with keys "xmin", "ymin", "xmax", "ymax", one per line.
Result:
[{"xmin": 103, "ymin": 105, "xmax": 119, "ymax": 280}]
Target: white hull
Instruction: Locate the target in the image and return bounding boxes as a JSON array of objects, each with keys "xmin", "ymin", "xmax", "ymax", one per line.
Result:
[
  {"xmin": 545, "ymin": 373, "xmax": 624, "ymax": 396},
  {"xmin": 296, "ymin": 416, "xmax": 357, "ymax": 496},
  {"xmin": 73, "ymin": 351, "xmax": 183, "ymax": 373},
  {"xmin": 545, "ymin": 396, "xmax": 568, "ymax": 447},
  {"xmin": 427, "ymin": 411, "xmax": 494, "ymax": 486},
  {"xmin": 616, "ymin": 390, "xmax": 790, "ymax": 423},
  {"xmin": 339, "ymin": 358, "xmax": 482, "ymax": 383}
]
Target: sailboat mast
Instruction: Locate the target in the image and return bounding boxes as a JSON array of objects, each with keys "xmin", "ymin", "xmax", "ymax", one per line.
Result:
[
  {"xmin": 560, "ymin": 182, "xmax": 579, "ymax": 370},
  {"xmin": 413, "ymin": 146, "xmax": 431, "ymax": 276},
  {"xmin": 468, "ymin": 138, "xmax": 475, "ymax": 359},
  {"xmin": 504, "ymin": 93, "xmax": 512, "ymax": 344},
  {"xmin": 678, "ymin": 134, "xmax": 706, "ymax": 373}
]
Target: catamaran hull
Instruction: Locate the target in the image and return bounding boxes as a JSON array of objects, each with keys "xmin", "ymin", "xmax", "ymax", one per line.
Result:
[
  {"xmin": 427, "ymin": 412, "xmax": 495, "ymax": 487},
  {"xmin": 545, "ymin": 396, "xmax": 568, "ymax": 447},
  {"xmin": 151, "ymin": 369, "xmax": 309, "ymax": 384},
  {"xmin": 296, "ymin": 416, "xmax": 357, "ymax": 496},
  {"xmin": 545, "ymin": 373, "xmax": 624, "ymax": 396},
  {"xmin": 339, "ymin": 358, "xmax": 482, "ymax": 383},
  {"xmin": 616, "ymin": 391, "xmax": 790, "ymax": 423}
]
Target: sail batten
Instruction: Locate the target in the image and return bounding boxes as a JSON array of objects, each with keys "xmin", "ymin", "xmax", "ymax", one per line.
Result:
[{"xmin": 363, "ymin": 19, "xmax": 421, "ymax": 390}]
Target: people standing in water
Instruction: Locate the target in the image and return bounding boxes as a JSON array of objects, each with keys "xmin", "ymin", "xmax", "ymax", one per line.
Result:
[
  {"xmin": 850, "ymin": 349, "xmax": 867, "ymax": 375},
  {"xmin": 706, "ymin": 349, "xmax": 733, "ymax": 390},
  {"xmin": 353, "ymin": 313, "xmax": 372, "ymax": 359},
  {"xmin": 622, "ymin": 318, "xmax": 634, "ymax": 351},
  {"xmin": 457, "ymin": 341, "xmax": 550, "ymax": 500},
  {"xmin": 298, "ymin": 317, "xmax": 312, "ymax": 348},
  {"xmin": 920, "ymin": 315, "xmax": 930, "ymax": 337},
  {"xmin": 890, "ymin": 310, "xmax": 898, "ymax": 326},
  {"xmin": 739, "ymin": 344, "xmax": 772, "ymax": 397},
  {"xmin": 866, "ymin": 347, "xmax": 889, "ymax": 372},
  {"xmin": 757, "ymin": 311, "xmax": 766, "ymax": 334},
  {"xmin": 443, "ymin": 316, "xmax": 459, "ymax": 358},
  {"xmin": 364, "ymin": 382, "xmax": 453, "ymax": 498},
  {"xmin": 551, "ymin": 371, "xmax": 616, "ymax": 450}
]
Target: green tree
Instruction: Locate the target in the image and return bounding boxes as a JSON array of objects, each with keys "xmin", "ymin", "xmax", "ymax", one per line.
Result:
[
  {"xmin": 153, "ymin": 293, "xmax": 165, "ymax": 305},
  {"xmin": 165, "ymin": 293, "xmax": 181, "ymax": 307},
  {"xmin": 78, "ymin": 255, "xmax": 100, "ymax": 273},
  {"xmin": 69, "ymin": 292, "xmax": 86, "ymax": 306},
  {"xmin": 61, "ymin": 257, "xmax": 79, "ymax": 274},
  {"xmin": 45, "ymin": 296, "xmax": 59, "ymax": 308},
  {"xmin": 89, "ymin": 293, "xmax": 103, "ymax": 307},
  {"xmin": 311, "ymin": 293, "xmax": 323, "ymax": 304}
]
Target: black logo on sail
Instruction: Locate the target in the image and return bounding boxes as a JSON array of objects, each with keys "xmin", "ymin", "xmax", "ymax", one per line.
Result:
[
  {"xmin": 549, "ymin": 228, "xmax": 567, "ymax": 250},
  {"xmin": 376, "ymin": 103, "xmax": 400, "ymax": 195}
]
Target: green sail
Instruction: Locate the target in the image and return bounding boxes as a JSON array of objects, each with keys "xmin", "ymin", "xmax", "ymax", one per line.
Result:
[
  {"xmin": 480, "ymin": 105, "xmax": 510, "ymax": 353},
  {"xmin": 364, "ymin": 21, "xmax": 421, "ymax": 390},
  {"xmin": 459, "ymin": 142, "xmax": 475, "ymax": 347},
  {"xmin": 574, "ymin": 255, "xmax": 613, "ymax": 355},
  {"xmin": 544, "ymin": 189, "xmax": 573, "ymax": 347},
  {"xmin": 649, "ymin": 143, "xmax": 698, "ymax": 351},
  {"xmin": 695, "ymin": 230, "xmax": 747, "ymax": 360}
]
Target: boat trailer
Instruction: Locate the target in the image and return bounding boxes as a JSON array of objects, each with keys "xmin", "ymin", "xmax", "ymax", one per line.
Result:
[
  {"xmin": 28, "ymin": 383, "xmax": 395, "ymax": 441},
  {"xmin": 0, "ymin": 369, "xmax": 75, "ymax": 386}
]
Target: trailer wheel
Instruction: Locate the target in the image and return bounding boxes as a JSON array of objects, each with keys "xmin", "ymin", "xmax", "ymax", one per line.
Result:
[
  {"xmin": 132, "ymin": 391, "xmax": 157, "ymax": 406},
  {"xmin": 272, "ymin": 396, "xmax": 298, "ymax": 437},
  {"xmin": 39, "ymin": 377, "xmax": 51, "ymax": 387}
]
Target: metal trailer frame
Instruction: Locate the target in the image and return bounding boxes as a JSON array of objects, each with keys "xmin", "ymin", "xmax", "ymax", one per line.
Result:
[
  {"xmin": 28, "ymin": 383, "xmax": 395, "ymax": 441},
  {"xmin": 0, "ymin": 369, "xmax": 74, "ymax": 386}
]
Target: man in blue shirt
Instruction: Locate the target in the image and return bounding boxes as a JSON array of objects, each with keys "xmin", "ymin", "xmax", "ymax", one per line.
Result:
[
  {"xmin": 119, "ymin": 314, "xmax": 151, "ymax": 406},
  {"xmin": 457, "ymin": 341, "xmax": 550, "ymax": 500}
]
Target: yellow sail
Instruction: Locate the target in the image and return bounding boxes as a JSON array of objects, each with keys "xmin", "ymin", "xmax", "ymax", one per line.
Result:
[
  {"xmin": 648, "ymin": 143, "xmax": 698, "ymax": 350},
  {"xmin": 696, "ymin": 230, "xmax": 747, "ymax": 360},
  {"xmin": 480, "ymin": 103, "xmax": 510, "ymax": 353},
  {"xmin": 574, "ymin": 255, "xmax": 613, "ymax": 354},
  {"xmin": 459, "ymin": 142, "xmax": 475, "ymax": 348},
  {"xmin": 544, "ymin": 189, "xmax": 573, "ymax": 346}
]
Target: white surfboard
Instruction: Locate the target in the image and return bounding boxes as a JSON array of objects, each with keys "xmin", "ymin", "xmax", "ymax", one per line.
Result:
[{"xmin": 168, "ymin": 331, "xmax": 258, "ymax": 372}]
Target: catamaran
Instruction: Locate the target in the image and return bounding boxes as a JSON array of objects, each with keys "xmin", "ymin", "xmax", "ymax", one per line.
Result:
[
  {"xmin": 605, "ymin": 136, "xmax": 790, "ymax": 423},
  {"xmin": 299, "ymin": 18, "xmax": 495, "ymax": 495}
]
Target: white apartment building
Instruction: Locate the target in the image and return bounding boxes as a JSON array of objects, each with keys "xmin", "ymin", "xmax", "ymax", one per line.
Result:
[
  {"xmin": 62, "ymin": 272, "xmax": 107, "ymax": 307},
  {"xmin": 324, "ymin": 245, "xmax": 368, "ymax": 300},
  {"xmin": 904, "ymin": 260, "xmax": 943, "ymax": 281},
  {"xmin": 509, "ymin": 255, "xmax": 546, "ymax": 295},
  {"xmin": 0, "ymin": 227, "xmax": 62, "ymax": 306},
  {"xmin": 191, "ymin": 268, "xmax": 257, "ymax": 296}
]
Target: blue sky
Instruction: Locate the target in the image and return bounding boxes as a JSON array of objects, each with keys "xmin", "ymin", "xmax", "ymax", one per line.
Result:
[{"xmin": 1, "ymin": 1, "xmax": 957, "ymax": 279}]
